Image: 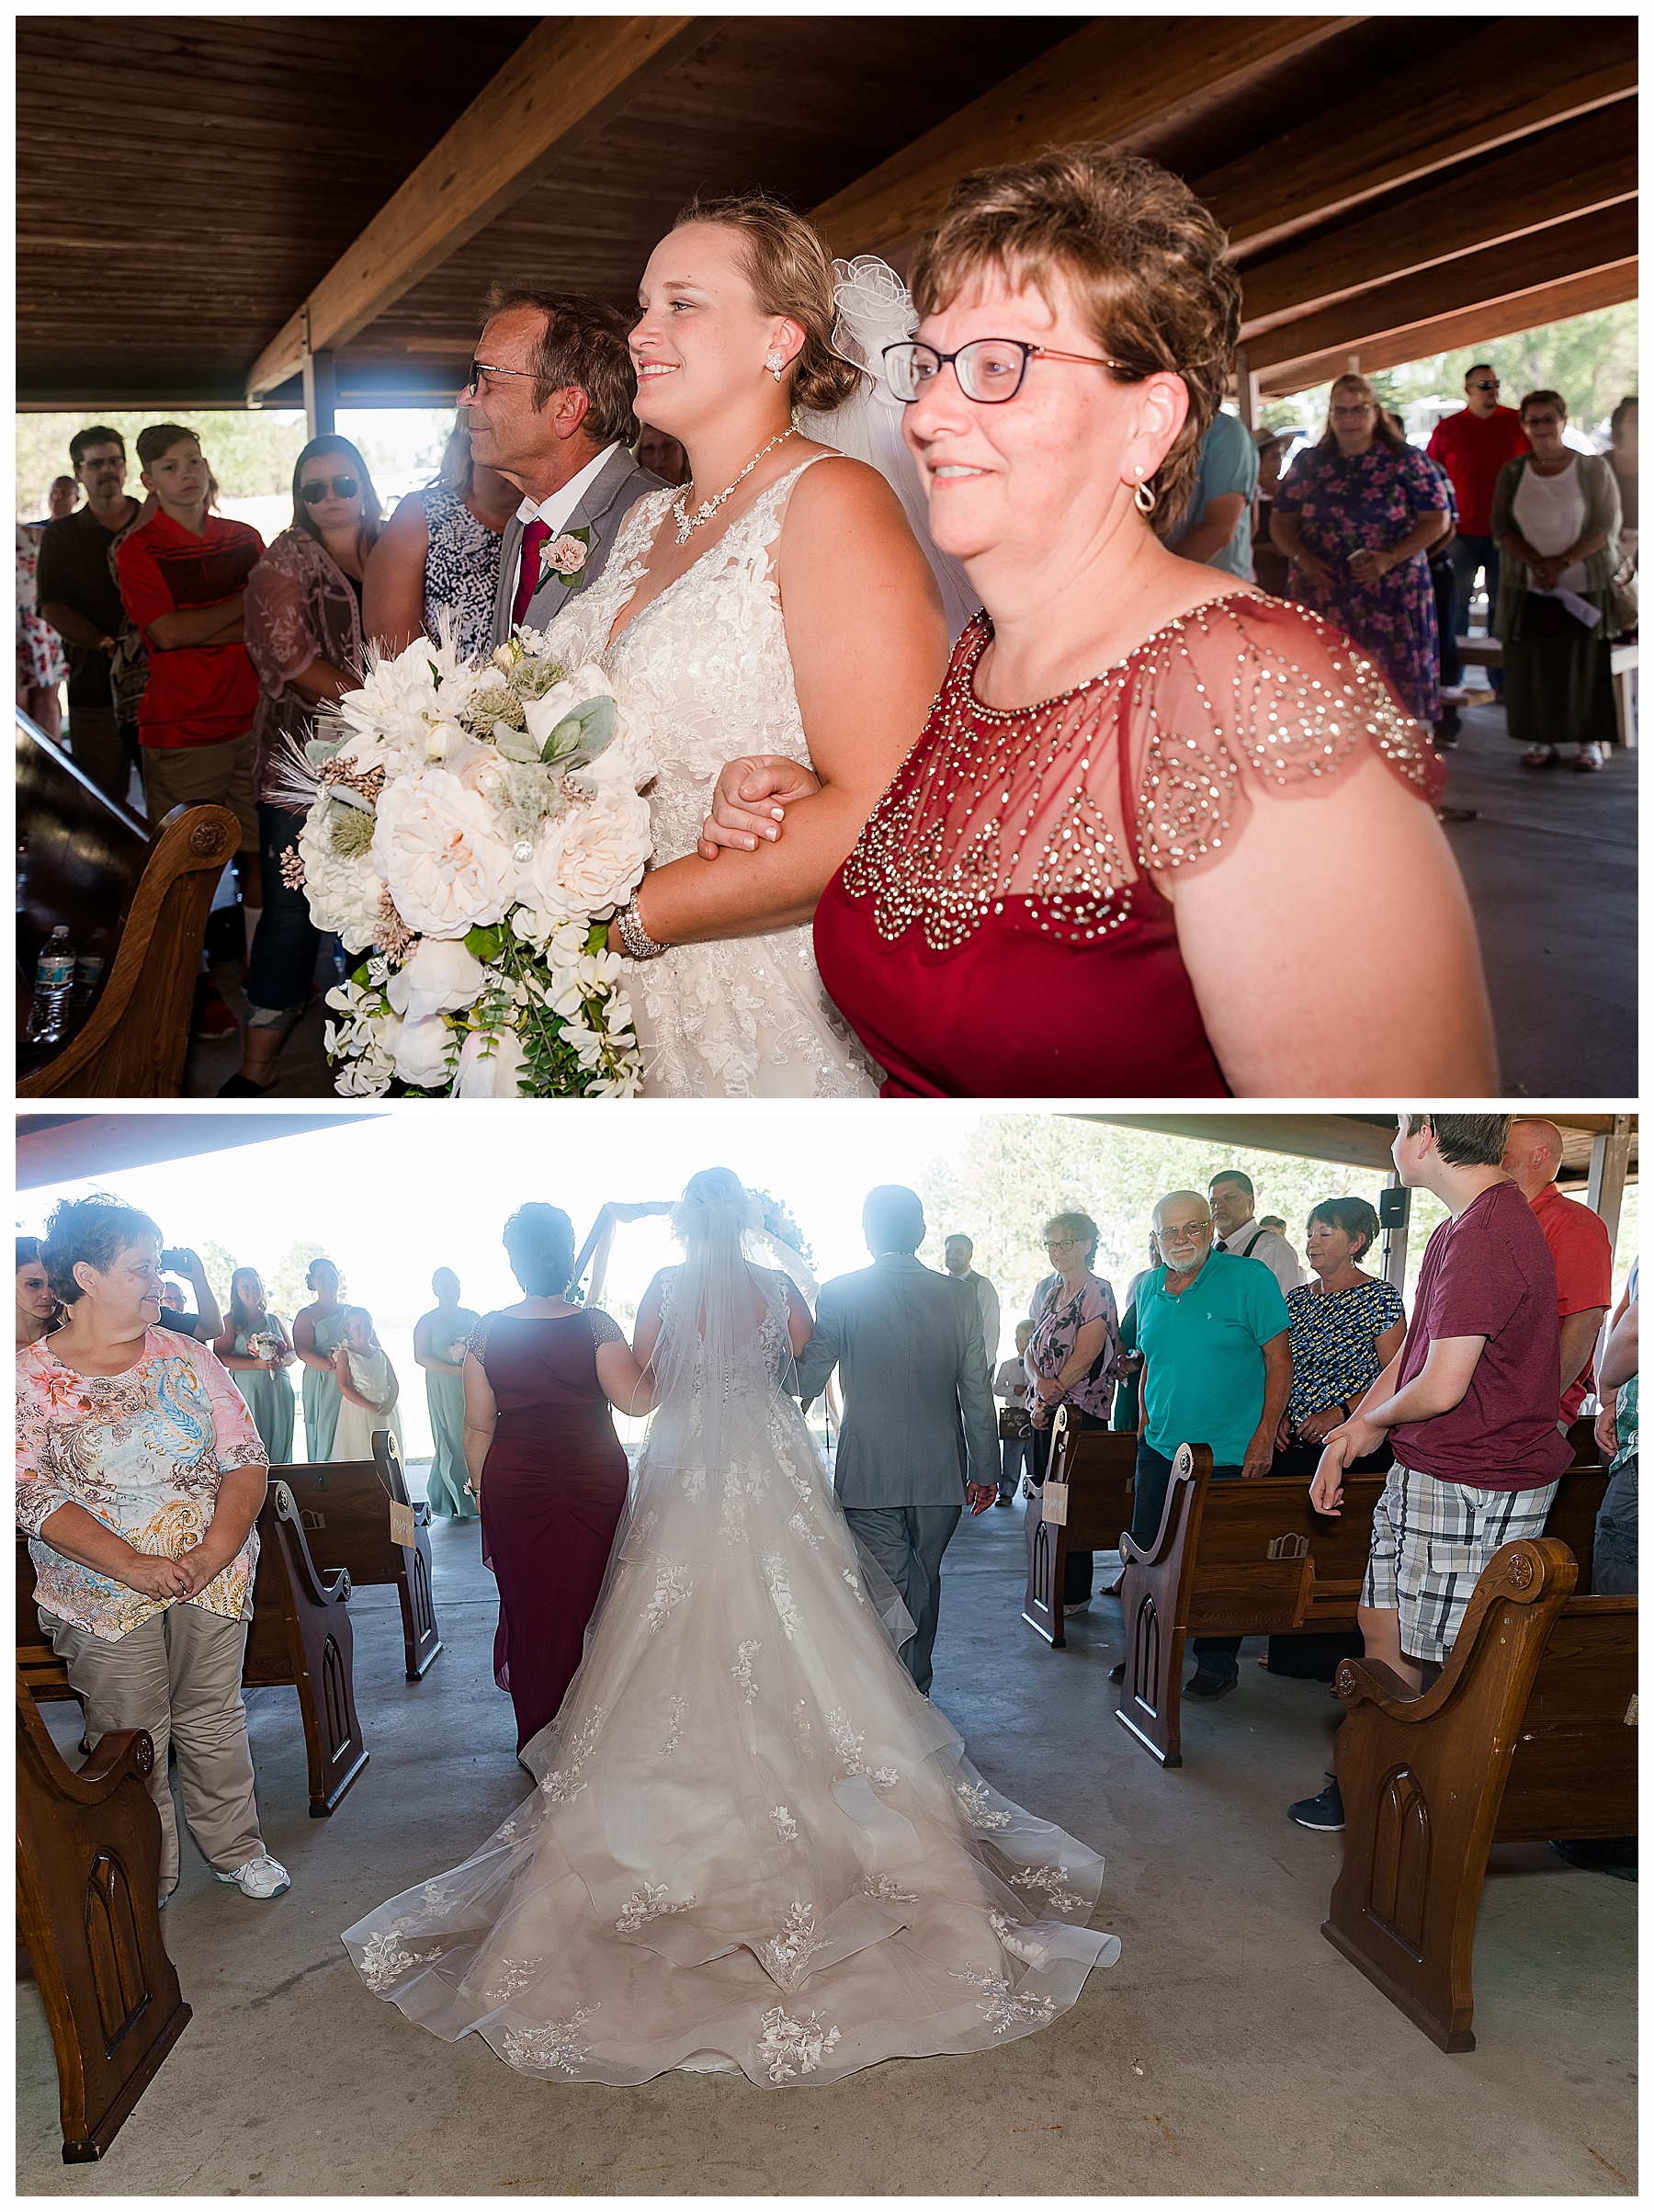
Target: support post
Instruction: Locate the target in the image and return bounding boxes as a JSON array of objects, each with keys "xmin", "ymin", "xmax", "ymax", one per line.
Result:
[
  {"xmin": 301, "ymin": 319, "xmax": 336, "ymax": 437},
  {"xmin": 1585, "ymin": 1117, "xmax": 1631, "ymax": 1251},
  {"xmin": 1235, "ymin": 346, "xmax": 1260, "ymax": 432}
]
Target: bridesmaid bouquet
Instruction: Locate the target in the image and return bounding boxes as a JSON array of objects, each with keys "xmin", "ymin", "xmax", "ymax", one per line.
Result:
[{"xmin": 277, "ymin": 629, "xmax": 656, "ymax": 1098}]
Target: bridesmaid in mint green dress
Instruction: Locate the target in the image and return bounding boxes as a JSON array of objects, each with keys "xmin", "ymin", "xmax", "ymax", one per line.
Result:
[
  {"xmin": 293, "ymin": 1255, "xmax": 349, "ymax": 1461},
  {"xmin": 213, "ymin": 1267, "xmax": 297, "ymax": 1463},
  {"xmin": 414, "ymin": 1268, "xmax": 481, "ymax": 1519}
]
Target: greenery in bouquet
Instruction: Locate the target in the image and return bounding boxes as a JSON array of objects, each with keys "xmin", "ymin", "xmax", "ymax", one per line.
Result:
[{"xmin": 275, "ymin": 628, "xmax": 656, "ymax": 1097}]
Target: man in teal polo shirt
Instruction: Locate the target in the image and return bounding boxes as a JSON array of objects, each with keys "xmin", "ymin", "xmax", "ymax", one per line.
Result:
[{"xmin": 1128, "ymin": 1187, "xmax": 1293, "ymax": 1698}]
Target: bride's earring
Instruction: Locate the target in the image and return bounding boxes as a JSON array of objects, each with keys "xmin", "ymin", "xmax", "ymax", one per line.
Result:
[
  {"xmin": 1133, "ymin": 466, "xmax": 1157, "ymax": 517},
  {"xmin": 765, "ymin": 350, "xmax": 786, "ymax": 382}
]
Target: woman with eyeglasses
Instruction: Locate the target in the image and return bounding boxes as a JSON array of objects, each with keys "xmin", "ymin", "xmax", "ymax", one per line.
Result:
[
  {"xmin": 1492, "ymin": 389, "xmax": 1623, "ymax": 774},
  {"xmin": 1024, "ymin": 1211, "xmax": 1121, "ymax": 1608},
  {"xmin": 226, "ymin": 436, "xmax": 383, "ymax": 1095},
  {"xmin": 707, "ymin": 149, "xmax": 1494, "ymax": 1097}
]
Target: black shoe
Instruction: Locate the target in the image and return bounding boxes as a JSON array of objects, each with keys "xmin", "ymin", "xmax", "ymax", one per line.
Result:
[
  {"xmin": 1550, "ymin": 1838, "xmax": 1637, "ymax": 1880},
  {"xmin": 1185, "ymin": 1670, "xmax": 1237, "ymax": 1700},
  {"xmin": 216, "ymin": 1071, "xmax": 279, "ymax": 1096},
  {"xmin": 993, "ymin": 1492, "xmax": 1013, "ymax": 1507},
  {"xmin": 1108, "ymin": 1661, "xmax": 1127, "ymax": 1682},
  {"xmin": 1289, "ymin": 1775, "xmax": 1344, "ymax": 1831}
]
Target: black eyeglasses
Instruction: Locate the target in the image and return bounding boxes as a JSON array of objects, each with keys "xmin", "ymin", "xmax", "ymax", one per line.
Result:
[
  {"xmin": 466, "ymin": 358, "xmax": 539, "ymax": 397},
  {"xmin": 1468, "ymin": 379, "xmax": 1500, "ymax": 391},
  {"xmin": 882, "ymin": 337, "xmax": 1144, "ymax": 405},
  {"xmin": 300, "ymin": 475, "xmax": 359, "ymax": 504}
]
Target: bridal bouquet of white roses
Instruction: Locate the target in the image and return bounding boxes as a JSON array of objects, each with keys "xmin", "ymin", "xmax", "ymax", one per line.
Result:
[{"xmin": 278, "ymin": 629, "xmax": 655, "ymax": 1097}]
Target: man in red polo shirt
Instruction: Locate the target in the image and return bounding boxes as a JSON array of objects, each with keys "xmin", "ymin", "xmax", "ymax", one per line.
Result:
[
  {"xmin": 1501, "ymin": 1117, "xmax": 1613, "ymax": 1422},
  {"xmin": 1427, "ymin": 366, "xmax": 1530, "ymax": 702},
  {"xmin": 116, "ymin": 423, "xmax": 264, "ymax": 927}
]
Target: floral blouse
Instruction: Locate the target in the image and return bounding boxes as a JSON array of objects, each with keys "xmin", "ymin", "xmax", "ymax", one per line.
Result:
[
  {"xmin": 244, "ymin": 525, "xmax": 366, "ymax": 804},
  {"xmin": 1026, "ymin": 1271, "xmax": 1121, "ymax": 1424},
  {"xmin": 17, "ymin": 1326, "xmax": 269, "ymax": 1641},
  {"xmin": 1284, "ymin": 1276, "xmax": 1405, "ymax": 1434}
]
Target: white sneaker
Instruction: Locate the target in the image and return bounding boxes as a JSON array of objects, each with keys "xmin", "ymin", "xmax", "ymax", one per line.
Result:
[{"xmin": 214, "ymin": 1853, "xmax": 290, "ymax": 1899}]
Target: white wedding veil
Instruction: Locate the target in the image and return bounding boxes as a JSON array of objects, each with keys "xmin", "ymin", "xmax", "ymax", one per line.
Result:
[{"xmin": 798, "ymin": 255, "xmax": 980, "ymax": 641}]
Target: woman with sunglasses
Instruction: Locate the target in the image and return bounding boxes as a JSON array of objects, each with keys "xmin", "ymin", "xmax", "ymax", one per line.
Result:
[
  {"xmin": 706, "ymin": 149, "xmax": 1496, "ymax": 1098},
  {"xmin": 228, "ymin": 436, "xmax": 382, "ymax": 1095},
  {"xmin": 1492, "ymin": 389, "xmax": 1623, "ymax": 774}
]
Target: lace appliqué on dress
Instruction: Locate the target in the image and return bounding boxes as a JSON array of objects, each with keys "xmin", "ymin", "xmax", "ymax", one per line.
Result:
[{"xmin": 756, "ymin": 2004, "xmax": 842, "ymax": 2082}]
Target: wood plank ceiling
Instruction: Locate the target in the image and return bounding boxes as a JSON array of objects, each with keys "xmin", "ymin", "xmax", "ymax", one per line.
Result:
[{"xmin": 16, "ymin": 15, "xmax": 1637, "ymax": 412}]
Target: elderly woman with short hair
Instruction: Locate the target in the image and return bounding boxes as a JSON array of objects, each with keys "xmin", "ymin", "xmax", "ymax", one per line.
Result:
[
  {"xmin": 16, "ymin": 1196, "xmax": 289, "ymax": 1903},
  {"xmin": 1273, "ymin": 1197, "xmax": 1405, "ymax": 1482},
  {"xmin": 1493, "ymin": 389, "xmax": 1623, "ymax": 773},
  {"xmin": 1025, "ymin": 1208, "xmax": 1121, "ymax": 1607}
]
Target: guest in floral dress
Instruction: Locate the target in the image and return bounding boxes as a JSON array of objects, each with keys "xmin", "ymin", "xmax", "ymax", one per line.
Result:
[
  {"xmin": 16, "ymin": 1196, "xmax": 289, "ymax": 1901},
  {"xmin": 17, "ymin": 514, "xmax": 69, "ymax": 738},
  {"xmin": 1270, "ymin": 373, "xmax": 1450, "ymax": 721},
  {"xmin": 1025, "ymin": 1209, "xmax": 1121, "ymax": 1607},
  {"xmin": 1274, "ymin": 1197, "xmax": 1405, "ymax": 1483},
  {"xmin": 361, "ymin": 416, "xmax": 515, "ymax": 662}
]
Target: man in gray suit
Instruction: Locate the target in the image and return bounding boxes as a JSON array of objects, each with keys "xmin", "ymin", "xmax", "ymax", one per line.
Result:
[
  {"xmin": 460, "ymin": 285, "xmax": 666, "ymax": 647},
  {"xmin": 795, "ymin": 1185, "xmax": 999, "ymax": 1696}
]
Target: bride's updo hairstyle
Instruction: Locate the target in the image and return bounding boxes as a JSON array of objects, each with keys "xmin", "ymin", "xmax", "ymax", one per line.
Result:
[
  {"xmin": 671, "ymin": 1166, "xmax": 762, "ymax": 1247},
  {"xmin": 672, "ymin": 192, "xmax": 862, "ymax": 415},
  {"xmin": 502, "ymin": 1203, "xmax": 575, "ymax": 1297},
  {"xmin": 908, "ymin": 146, "xmax": 1240, "ymax": 532}
]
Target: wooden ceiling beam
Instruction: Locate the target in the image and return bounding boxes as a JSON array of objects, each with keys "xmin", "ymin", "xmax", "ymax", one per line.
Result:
[
  {"xmin": 1239, "ymin": 98, "xmax": 1637, "ymax": 335},
  {"xmin": 1256, "ymin": 262, "xmax": 1639, "ymax": 396},
  {"xmin": 244, "ymin": 16, "xmax": 716, "ymax": 399},
  {"xmin": 1199, "ymin": 17, "xmax": 1637, "ymax": 256},
  {"xmin": 810, "ymin": 15, "xmax": 1358, "ymax": 260},
  {"xmin": 1247, "ymin": 201, "xmax": 1639, "ymax": 373}
]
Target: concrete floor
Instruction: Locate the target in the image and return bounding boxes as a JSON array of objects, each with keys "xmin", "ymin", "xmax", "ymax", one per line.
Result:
[{"xmin": 17, "ymin": 1485, "xmax": 1637, "ymax": 2195}]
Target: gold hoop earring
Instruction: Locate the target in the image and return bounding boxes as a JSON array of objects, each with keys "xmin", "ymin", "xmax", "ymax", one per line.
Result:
[
  {"xmin": 1134, "ymin": 476, "xmax": 1157, "ymax": 516},
  {"xmin": 765, "ymin": 350, "xmax": 786, "ymax": 382}
]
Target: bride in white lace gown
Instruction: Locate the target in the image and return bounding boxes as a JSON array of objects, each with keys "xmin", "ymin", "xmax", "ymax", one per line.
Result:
[
  {"xmin": 537, "ymin": 196, "xmax": 950, "ymax": 1097},
  {"xmin": 342, "ymin": 1170, "xmax": 1119, "ymax": 2088}
]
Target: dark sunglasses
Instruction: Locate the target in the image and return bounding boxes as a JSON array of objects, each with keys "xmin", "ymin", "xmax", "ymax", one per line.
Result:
[
  {"xmin": 1468, "ymin": 379, "xmax": 1500, "ymax": 391},
  {"xmin": 300, "ymin": 474, "xmax": 360, "ymax": 504}
]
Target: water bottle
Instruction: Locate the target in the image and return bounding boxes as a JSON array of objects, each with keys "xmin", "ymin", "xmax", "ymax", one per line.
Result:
[{"xmin": 27, "ymin": 926, "xmax": 76, "ymax": 1045}]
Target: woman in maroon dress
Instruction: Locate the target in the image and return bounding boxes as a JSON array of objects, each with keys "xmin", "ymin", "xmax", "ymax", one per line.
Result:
[
  {"xmin": 699, "ymin": 148, "xmax": 1496, "ymax": 1098},
  {"xmin": 463, "ymin": 1204, "xmax": 652, "ymax": 1758}
]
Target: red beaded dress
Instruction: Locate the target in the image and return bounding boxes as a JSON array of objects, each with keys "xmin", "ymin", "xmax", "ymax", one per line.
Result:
[{"xmin": 813, "ymin": 592, "xmax": 1444, "ymax": 1095}]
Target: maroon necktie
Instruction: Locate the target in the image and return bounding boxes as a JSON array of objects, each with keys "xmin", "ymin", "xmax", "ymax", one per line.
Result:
[{"xmin": 512, "ymin": 517, "xmax": 550, "ymax": 628}]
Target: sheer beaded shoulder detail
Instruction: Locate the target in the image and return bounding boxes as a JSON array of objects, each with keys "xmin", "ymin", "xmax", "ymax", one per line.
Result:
[
  {"xmin": 466, "ymin": 1313, "xmax": 493, "ymax": 1362},
  {"xmin": 838, "ymin": 595, "xmax": 1444, "ymax": 955},
  {"xmin": 585, "ymin": 1308, "xmax": 625, "ymax": 1350}
]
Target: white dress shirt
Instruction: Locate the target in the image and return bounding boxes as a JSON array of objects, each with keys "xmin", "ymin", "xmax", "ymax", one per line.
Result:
[
  {"xmin": 511, "ymin": 441, "xmax": 620, "ymax": 606},
  {"xmin": 957, "ymin": 1269, "xmax": 1001, "ymax": 1373},
  {"xmin": 1217, "ymin": 1219, "xmax": 1305, "ymax": 1296}
]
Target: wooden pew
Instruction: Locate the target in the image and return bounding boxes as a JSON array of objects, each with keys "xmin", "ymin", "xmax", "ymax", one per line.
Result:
[
  {"xmin": 279, "ymin": 1432, "xmax": 441, "ymax": 1681},
  {"xmin": 245, "ymin": 1480, "xmax": 368, "ymax": 1816},
  {"xmin": 1114, "ymin": 1444, "xmax": 1387, "ymax": 1769},
  {"xmin": 1022, "ymin": 1405, "xmax": 1138, "ymax": 1646},
  {"xmin": 18, "ymin": 1494, "xmax": 368, "ymax": 1817},
  {"xmin": 1324, "ymin": 1537, "xmax": 1637, "ymax": 2051},
  {"xmin": 1114, "ymin": 1446, "xmax": 1611, "ymax": 1770},
  {"xmin": 16, "ymin": 1673, "xmax": 192, "ymax": 2161},
  {"xmin": 17, "ymin": 703, "xmax": 238, "ymax": 1097}
]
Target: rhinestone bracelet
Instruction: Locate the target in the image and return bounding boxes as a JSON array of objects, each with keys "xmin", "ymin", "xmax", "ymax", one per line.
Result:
[{"xmin": 616, "ymin": 895, "xmax": 668, "ymax": 960}]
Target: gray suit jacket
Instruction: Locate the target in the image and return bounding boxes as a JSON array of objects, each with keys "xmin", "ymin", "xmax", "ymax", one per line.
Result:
[
  {"xmin": 491, "ymin": 446, "xmax": 666, "ymax": 645},
  {"xmin": 795, "ymin": 1253, "xmax": 1000, "ymax": 1507}
]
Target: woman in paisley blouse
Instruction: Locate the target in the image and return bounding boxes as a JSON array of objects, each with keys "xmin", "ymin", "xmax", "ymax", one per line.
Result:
[
  {"xmin": 1025, "ymin": 1209, "xmax": 1121, "ymax": 1608},
  {"xmin": 16, "ymin": 1197, "xmax": 289, "ymax": 1902},
  {"xmin": 703, "ymin": 148, "xmax": 1495, "ymax": 1097},
  {"xmin": 361, "ymin": 415, "xmax": 515, "ymax": 662},
  {"xmin": 463, "ymin": 1204, "xmax": 653, "ymax": 1759},
  {"xmin": 1273, "ymin": 1197, "xmax": 1406, "ymax": 1482}
]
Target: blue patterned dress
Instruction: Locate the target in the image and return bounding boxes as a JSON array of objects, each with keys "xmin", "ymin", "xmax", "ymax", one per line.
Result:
[{"xmin": 421, "ymin": 486, "xmax": 504, "ymax": 663}]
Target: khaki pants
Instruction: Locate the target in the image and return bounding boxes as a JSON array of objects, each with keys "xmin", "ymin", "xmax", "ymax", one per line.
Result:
[
  {"xmin": 67, "ymin": 702, "xmax": 136, "ymax": 803},
  {"xmin": 40, "ymin": 1602, "xmax": 265, "ymax": 1895},
  {"xmin": 141, "ymin": 731, "xmax": 259, "ymax": 855}
]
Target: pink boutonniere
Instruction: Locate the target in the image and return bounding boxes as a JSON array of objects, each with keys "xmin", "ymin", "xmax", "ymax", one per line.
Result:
[{"xmin": 539, "ymin": 528, "xmax": 591, "ymax": 590}]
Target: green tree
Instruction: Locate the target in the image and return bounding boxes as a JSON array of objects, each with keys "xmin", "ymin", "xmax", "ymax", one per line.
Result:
[
  {"xmin": 266, "ymin": 1239, "xmax": 337, "ymax": 1322},
  {"xmin": 15, "ymin": 409, "xmax": 308, "ymax": 519}
]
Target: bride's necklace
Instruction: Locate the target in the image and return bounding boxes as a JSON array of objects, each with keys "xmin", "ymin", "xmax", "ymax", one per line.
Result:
[{"xmin": 672, "ymin": 426, "xmax": 796, "ymax": 544}]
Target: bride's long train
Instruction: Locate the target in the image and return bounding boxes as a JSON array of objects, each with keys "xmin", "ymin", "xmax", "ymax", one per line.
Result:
[{"xmin": 343, "ymin": 1276, "xmax": 1118, "ymax": 2086}]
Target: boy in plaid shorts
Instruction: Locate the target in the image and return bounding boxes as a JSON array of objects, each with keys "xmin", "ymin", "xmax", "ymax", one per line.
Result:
[{"xmin": 1290, "ymin": 1114, "xmax": 1571, "ymax": 1832}]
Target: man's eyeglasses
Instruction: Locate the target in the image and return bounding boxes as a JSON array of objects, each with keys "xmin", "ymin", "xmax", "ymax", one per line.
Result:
[
  {"xmin": 467, "ymin": 358, "xmax": 539, "ymax": 397},
  {"xmin": 1158, "ymin": 1219, "xmax": 1212, "ymax": 1244},
  {"xmin": 882, "ymin": 337, "xmax": 1144, "ymax": 405},
  {"xmin": 300, "ymin": 475, "xmax": 359, "ymax": 505},
  {"xmin": 1469, "ymin": 379, "xmax": 1500, "ymax": 391}
]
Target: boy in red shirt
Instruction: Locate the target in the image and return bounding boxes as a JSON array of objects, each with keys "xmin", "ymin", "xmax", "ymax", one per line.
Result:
[{"xmin": 116, "ymin": 424, "xmax": 265, "ymax": 921}]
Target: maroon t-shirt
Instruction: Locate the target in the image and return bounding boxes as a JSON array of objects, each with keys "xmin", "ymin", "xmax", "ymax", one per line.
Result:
[{"xmin": 1390, "ymin": 1177, "xmax": 1571, "ymax": 1490}]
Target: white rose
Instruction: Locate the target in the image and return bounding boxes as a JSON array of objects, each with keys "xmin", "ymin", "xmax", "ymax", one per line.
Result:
[
  {"xmin": 455, "ymin": 1027, "xmax": 525, "ymax": 1097},
  {"xmin": 298, "ymin": 802, "xmax": 385, "ymax": 953},
  {"xmin": 371, "ymin": 768, "xmax": 516, "ymax": 940},
  {"xmin": 391, "ymin": 1010, "xmax": 455, "ymax": 1090},
  {"xmin": 386, "ymin": 936, "xmax": 488, "ymax": 1026},
  {"xmin": 522, "ymin": 790, "xmax": 651, "ymax": 921}
]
